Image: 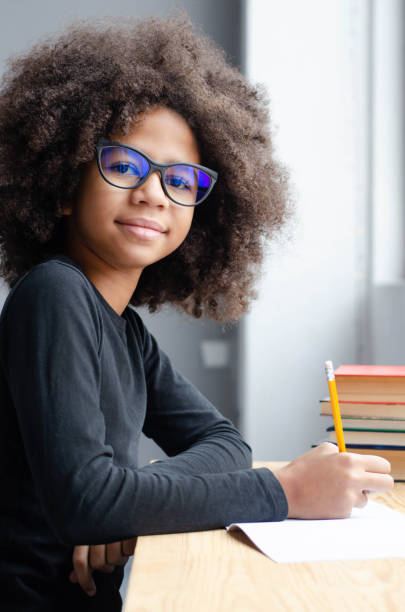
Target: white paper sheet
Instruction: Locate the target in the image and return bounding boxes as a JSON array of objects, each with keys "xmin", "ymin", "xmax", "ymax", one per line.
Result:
[{"xmin": 226, "ymin": 501, "xmax": 405, "ymax": 563}]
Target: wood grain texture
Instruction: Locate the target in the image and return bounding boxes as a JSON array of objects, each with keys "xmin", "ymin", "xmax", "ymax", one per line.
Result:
[{"xmin": 124, "ymin": 462, "xmax": 405, "ymax": 612}]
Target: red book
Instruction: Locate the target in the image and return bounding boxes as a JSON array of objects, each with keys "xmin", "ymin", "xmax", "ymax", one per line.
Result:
[
  {"xmin": 335, "ymin": 365, "xmax": 405, "ymax": 377},
  {"xmin": 334, "ymin": 364, "xmax": 405, "ymax": 402}
]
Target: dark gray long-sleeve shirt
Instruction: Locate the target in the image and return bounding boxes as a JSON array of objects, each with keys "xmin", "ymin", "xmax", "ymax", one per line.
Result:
[{"xmin": 0, "ymin": 253, "xmax": 287, "ymax": 610}]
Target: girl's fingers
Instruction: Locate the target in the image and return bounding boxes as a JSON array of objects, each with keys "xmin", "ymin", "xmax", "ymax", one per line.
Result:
[
  {"xmin": 106, "ymin": 541, "xmax": 130, "ymax": 566},
  {"xmin": 89, "ymin": 544, "xmax": 115, "ymax": 573},
  {"xmin": 72, "ymin": 545, "xmax": 96, "ymax": 597},
  {"xmin": 121, "ymin": 537, "xmax": 137, "ymax": 557},
  {"xmin": 71, "ymin": 539, "xmax": 137, "ymax": 597}
]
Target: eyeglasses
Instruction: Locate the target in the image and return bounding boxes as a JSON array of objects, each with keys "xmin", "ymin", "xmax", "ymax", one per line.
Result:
[{"xmin": 96, "ymin": 139, "xmax": 218, "ymax": 207}]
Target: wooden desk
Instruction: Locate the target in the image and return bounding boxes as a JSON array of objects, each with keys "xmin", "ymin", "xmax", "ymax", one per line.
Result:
[{"xmin": 124, "ymin": 461, "xmax": 405, "ymax": 612}]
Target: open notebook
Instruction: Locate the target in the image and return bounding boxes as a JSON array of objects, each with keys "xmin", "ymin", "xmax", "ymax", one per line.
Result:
[{"xmin": 226, "ymin": 501, "xmax": 405, "ymax": 563}]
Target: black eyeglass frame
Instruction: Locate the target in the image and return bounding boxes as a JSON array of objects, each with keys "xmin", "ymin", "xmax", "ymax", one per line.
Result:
[{"xmin": 96, "ymin": 139, "xmax": 218, "ymax": 207}]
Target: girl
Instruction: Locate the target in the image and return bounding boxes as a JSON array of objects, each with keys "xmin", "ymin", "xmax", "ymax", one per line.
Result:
[{"xmin": 0, "ymin": 14, "xmax": 393, "ymax": 612}]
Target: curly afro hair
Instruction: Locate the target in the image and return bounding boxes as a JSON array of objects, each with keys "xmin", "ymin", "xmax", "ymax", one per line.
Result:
[{"xmin": 0, "ymin": 13, "xmax": 291, "ymax": 321}]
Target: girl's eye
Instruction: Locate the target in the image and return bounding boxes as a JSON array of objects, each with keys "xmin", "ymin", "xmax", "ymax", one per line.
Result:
[
  {"xmin": 109, "ymin": 162, "xmax": 141, "ymax": 176},
  {"xmin": 166, "ymin": 175, "xmax": 192, "ymax": 190}
]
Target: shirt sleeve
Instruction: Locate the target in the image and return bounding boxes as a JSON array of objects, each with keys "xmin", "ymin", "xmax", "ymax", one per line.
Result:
[
  {"xmin": 135, "ymin": 309, "xmax": 255, "ymax": 476},
  {"xmin": 0, "ymin": 263, "xmax": 288, "ymax": 546}
]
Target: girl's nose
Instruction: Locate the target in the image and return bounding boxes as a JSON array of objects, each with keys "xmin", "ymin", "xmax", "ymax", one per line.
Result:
[{"xmin": 129, "ymin": 171, "xmax": 169, "ymax": 208}]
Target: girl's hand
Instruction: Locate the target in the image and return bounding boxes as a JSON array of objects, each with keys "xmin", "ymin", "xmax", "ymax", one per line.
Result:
[
  {"xmin": 273, "ymin": 442, "xmax": 394, "ymax": 519},
  {"xmin": 69, "ymin": 538, "xmax": 137, "ymax": 597}
]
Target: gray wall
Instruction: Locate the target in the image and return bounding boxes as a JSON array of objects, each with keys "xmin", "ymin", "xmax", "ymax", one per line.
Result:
[
  {"xmin": 0, "ymin": 0, "xmax": 244, "ymax": 466},
  {"xmin": 0, "ymin": 0, "xmax": 243, "ymax": 73}
]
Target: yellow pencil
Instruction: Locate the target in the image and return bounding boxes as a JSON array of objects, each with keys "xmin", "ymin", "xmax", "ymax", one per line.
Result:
[{"xmin": 325, "ymin": 360, "xmax": 346, "ymax": 452}]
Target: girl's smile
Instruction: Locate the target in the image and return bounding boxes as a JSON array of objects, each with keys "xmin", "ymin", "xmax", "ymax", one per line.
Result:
[{"xmin": 115, "ymin": 217, "xmax": 167, "ymax": 240}]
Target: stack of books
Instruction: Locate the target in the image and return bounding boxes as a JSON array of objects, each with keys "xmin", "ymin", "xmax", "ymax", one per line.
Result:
[{"xmin": 320, "ymin": 365, "xmax": 405, "ymax": 480}]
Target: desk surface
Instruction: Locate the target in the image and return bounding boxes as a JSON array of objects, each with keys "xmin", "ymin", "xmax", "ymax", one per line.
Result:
[{"xmin": 124, "ymin": 462, "xmax": 405, "ymax": 612}]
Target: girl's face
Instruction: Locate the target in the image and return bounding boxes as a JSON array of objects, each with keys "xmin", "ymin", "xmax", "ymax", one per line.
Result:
[{"xmin": 62, "ymin": 106, "xmax": 198, "ymax": 279}]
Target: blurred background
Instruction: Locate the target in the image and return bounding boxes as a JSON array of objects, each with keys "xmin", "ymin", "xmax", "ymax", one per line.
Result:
[{"xmin": 0, "ymin": 0, "xmax": 404, "ymax": 465}]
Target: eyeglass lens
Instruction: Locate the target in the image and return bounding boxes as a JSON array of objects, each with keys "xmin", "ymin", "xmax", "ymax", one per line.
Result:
[{"xmin": 99, "ymin": 145, "xmax": 212, "ymax": 205}]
